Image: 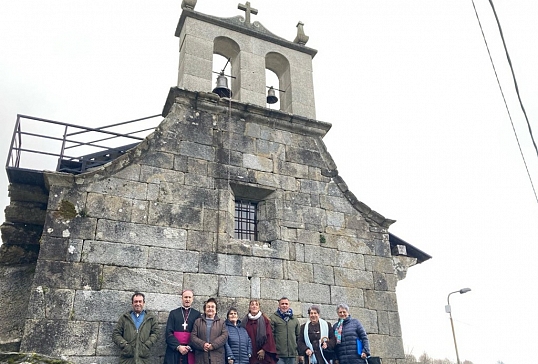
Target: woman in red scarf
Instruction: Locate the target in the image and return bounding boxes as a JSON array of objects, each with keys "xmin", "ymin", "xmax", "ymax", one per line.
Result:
[{"xmin": 241, "ymin": 300, "xmax": 278, "ymax": 364}]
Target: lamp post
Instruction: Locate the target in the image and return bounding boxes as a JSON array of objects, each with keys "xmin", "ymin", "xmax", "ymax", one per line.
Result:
[{"xmin": 445, "ymin": 288, "xmax": 471, "ymax": 364}]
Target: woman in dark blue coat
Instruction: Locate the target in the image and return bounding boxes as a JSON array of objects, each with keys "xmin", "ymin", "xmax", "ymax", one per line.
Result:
[
  {"xmin": 225, "ymin": 307, "xmax": 252, "ymax": 364},
  {"xmin": 333, "ymin": 303, "xmax": 370, "ymax": 364}
]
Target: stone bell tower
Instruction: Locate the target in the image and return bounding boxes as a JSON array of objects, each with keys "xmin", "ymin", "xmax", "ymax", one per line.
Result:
[{"xmin": 176, "ymin": 0, "xmax": 317, "ymax": 119}]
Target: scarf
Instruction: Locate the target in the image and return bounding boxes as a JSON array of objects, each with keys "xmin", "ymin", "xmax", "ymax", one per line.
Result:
[
  {"xmin": 334, "ymin": 318, "xmax": 344, "ymax": 344},
  {"xmin": 277, "ymin": 308, "xmax": 294, "ymax": 322},
  {"xmin": 242, "ymin": 311, "xmax": 267, "ymax": 348},
  {"xmin": 304, "ymin": 319, "xmax": 329, "ymax": 364}
]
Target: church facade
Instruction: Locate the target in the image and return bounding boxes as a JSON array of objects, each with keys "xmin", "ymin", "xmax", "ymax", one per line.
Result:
[{"xmin": 0, "ymin": 2, "xmax": 428, "ymax": 363}]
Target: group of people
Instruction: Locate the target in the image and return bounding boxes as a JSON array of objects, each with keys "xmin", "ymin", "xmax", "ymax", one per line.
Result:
[{"xmin": 112, "ymin": 290, "xmax": 371, "ymax": 364}]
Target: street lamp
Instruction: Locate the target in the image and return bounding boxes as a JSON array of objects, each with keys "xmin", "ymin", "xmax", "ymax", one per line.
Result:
[{"xmin": 445, "ymin": 288, "xmax": 471, "ymax": 364}]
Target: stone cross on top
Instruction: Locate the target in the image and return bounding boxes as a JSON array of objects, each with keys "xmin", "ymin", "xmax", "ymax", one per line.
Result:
[{"xmin": 238, "ymin": 1, "xmax": 258, "ymax": 24}]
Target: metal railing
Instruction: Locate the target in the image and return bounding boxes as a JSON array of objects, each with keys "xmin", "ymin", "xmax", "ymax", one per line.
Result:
[{"xmin": 6, "ymin": 114, "xmax": 162, "ymax": 175}]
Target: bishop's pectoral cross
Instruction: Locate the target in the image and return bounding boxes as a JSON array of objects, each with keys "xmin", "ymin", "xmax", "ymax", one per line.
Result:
[
  {"xmin": 238, "ymin": 1, "xmax": 258, "ymax": 25},
  {"xmin": 182, "ymin": 322, "xmax": 188, "ymax": 330}
]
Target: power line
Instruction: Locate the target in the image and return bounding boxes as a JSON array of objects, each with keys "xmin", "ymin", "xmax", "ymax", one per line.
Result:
[{"xmin": 471, "ymin": 0, "xmax": 538, "ymax": 203}]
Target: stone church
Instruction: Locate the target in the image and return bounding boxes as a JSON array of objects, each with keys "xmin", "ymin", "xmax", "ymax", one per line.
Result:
[{"xmin": 0, "ymin": 1, "xmax": 430, "ymax": 363}]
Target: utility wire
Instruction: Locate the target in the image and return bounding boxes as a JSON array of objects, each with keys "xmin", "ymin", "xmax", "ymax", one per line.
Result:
[{"xmin": 471, "ymin": 0, "xmax": 538, "ymax": 203}]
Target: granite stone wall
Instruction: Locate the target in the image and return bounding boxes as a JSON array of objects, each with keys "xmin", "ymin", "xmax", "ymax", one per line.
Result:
[{"xmin": 17, "ymin": 89, "xmax": 406, "ymax": 364}]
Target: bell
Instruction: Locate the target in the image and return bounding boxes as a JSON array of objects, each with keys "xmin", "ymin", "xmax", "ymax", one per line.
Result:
[
  {"xmin": 212, "ymin": 72, "xmax": 232, "ymax": 98},
  {"xmin": 266, "ymin": 86, "xmax": 278, "ymax": 104}
]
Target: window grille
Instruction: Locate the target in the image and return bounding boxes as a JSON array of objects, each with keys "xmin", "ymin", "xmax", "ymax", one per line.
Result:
[{"xmin": 234, "ymin": 200, "xmax": 257, "ymax": 241}]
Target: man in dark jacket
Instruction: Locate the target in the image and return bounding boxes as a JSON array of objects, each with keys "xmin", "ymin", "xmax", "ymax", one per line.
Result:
[
  {"xmin": 164, "ymin": 289, "xmax": 201, "ymax": 364},
  {"xmin": 112, "ymin": 292, "xmax": 159, "ymax": 364},
  {"xmin": 270, "ymin": 297, "xmax": 300, "ymax": 364}
]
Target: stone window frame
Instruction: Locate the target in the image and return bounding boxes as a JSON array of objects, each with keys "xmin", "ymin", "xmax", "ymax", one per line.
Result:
[
  {"xmin": 234, "ymin": 199, "xmax": 258, "ymax": 241},
  {"xmin": 229, "ymin": 182, "xmax": 277, "ymax": 243}
]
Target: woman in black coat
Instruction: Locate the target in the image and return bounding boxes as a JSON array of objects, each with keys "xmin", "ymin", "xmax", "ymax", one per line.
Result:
[{"xmin": 297, "ymin": 305, "xmax": 336, "ymax": 364}]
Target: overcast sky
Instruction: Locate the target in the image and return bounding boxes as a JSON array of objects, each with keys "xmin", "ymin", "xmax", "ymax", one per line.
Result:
[{"xmin": 1, "ymin": 1, "xmax": 537, "ymax": 363}]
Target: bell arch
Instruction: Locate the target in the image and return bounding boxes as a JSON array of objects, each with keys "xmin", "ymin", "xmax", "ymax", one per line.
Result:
[
  {"xmin": 265, "ymin": 52, "xmax": 291, "ymax": 113},
  {"xmin": 213, "ymin": 36, "xmax": 240, "ymax": 99}
]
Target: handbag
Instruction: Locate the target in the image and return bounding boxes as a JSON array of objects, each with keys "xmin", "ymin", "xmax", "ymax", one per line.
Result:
[{"xmin": 365, "ymin": 357, "xmax": 382, "ymax": 364}]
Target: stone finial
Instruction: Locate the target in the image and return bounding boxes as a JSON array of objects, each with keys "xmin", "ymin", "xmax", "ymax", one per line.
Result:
[
  {"xmin": 293, "ymin": 21, "xmax": 309, "ymax": 45},
  {"xmin": 238, "ymin": 1, "xmax": 258, "ymax": 25},
  {"xmin": 181, "ymin": 0, "xmax": 197, "ymax": 10}
]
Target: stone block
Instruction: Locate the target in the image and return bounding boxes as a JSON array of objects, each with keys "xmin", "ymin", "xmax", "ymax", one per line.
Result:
[
  {"xmin": 174, "ymin": 154, "xmax": 189, "ymax": 172},
  {"xmin": 275, "ymin": 160, "xmax": 309, "ymax": 178},
  {"xmin": 331, "ymin": 235, "xmax": 371, "ymax": 255},
  {"xmin": 0, "ymin": 265, "xmax": 35, "ymax": 347},
  {"xmin": 326, "ymin": 211, "xmax": 345, "ymax": 228},
  {"xmin": 319, "ymin": 195, "xmax": 354, "ymax": 214},
  {"xmin": 148, "ymin": 203, "xmax": 203, "ymax": 230},
  {"xmin": 218, "ymin": 275, "xmax": 251, "ymax": 298},
  {"xmin": 8, "ymin": 183, "xmax": 48, "ymax": 203},
  {"xmin": 368, "ymin": 334, "xmax": 404, "ymax": 359},
  {"xmin": 43, "ymin": 213, "xmax": 97, "ymax": 240},
  {"xmin": 388, "ymin": 311, "xmax": 402, "ymax": 336},
  {"xmin": 243, "ymin": 154, "xmax": 273, "ymax": 172},
  {"xmin": 284, "ymin": 261, "xmax": 313, "ymax": 283},
  {"xmin": 252, "ymin": 240, "xmax": 289, "ymax": 260},
  {"xmin": 82, "ymin": 240, "xmax": 149, "ymax": 269},
  {"xmin": 86, "ymin": 193, "xmax": 133, "ymax": 221},
  {"xmin": 377, "ymin": 310, "xmax": 390, "ymax": 335},
  {"xmin": 349, "ymin": 307, "xmax": 377, "ymax": 333},
  {"xmin": 33, "ymin": 261, "xmax": 101, "ymax": 290},
  {"xmin": 38, "ymin": 237, "xmax": 82, "ymax": 262},
  {"xmin": 45, "ymin": 289, "xmax": 75, "ymax": 319},
  {"xmin": 298, "ymin": 282, "xmax": 331, "ymax": 304},
  {"xmin": 365, "ymin": 255, "xmax": 395, "ymax": 274},
  {"xmin": 140, "ymin": 151, "xmax": 175, "ymax": 169},
  {"xmin": 313, "ymin": 264, "xmax": 334, "ymax": 285},
  {"xmin": 217, "ymin": 237, "xmax": 252, "ymax": 255},
  {"xmin": 140, "ymin": 165, "xmax": 185, "ymax": 184},
  {"xmin": 21, "ymin": 319, "xmax": 99, "ymax": 356},
  {"xmin": 199, "ymin": 252, "xmax": 243, "ymax": 275},
  {"xmin": 299, "ymin": 180, "xmax": 327, "ymax": 195},
  {"xmin": 260, "ymin": 278, "xmax": 298, "ymax": 301},
  {"xmin": 336, "ymin": 251, "xmax": 365, "ymax": 270},
  {"xmin": 302, "ymin": 206, "xmax": 326, "ymax": 228},
  {"xmin": 373, "ymin": 271, "xmax": 388, "ymax": 291},
  {"xmin": 185, "ymin": 173, "xmax": 213, "ymax": 188},
  {"xmin": 242, "ymin": 257, "xmax": 283, "ymax": 279},
  {"xmin": 179, "ymin": 141, "xmax": 215, "ymax": 161},
  {"xmin": 85, "ymin": 177, "xmax": 149, "ymax": 200},
  {"xmin": 102, "ymin": 266, "xmax": 183, "ymax": 294},
  {"xmin": 96, "ymin": 219, "xmax": 187, "ymax": 249},
  {"xmin": 73, "ymin": 290, "xmax": 132, "ymax": 322},
  {"xmin": 255, "ymin": 171, "xmax": 297, "ymax": 191},
  {"xmin": 187, "ymin": 230, "xmax": 217, "ymax": 252},
  {"xmin": 96, "ymin": 321, "xmax": 117, "ymax": 356},
  {"xmin": 26, "ymin": 285, "xmax": 46, "ymax": 319},
  {"xmin": 333, "ymin": 267, "xmax": 374, "ymax": 290},
  {"xmin": 296, "ymin": 229, "xmax": 319, "ymax": 246},
  {"xmin": 183, "ymin": 273, "xmax": 219, "ymax": 296},
  {"xmin": 147, "ymin": 247, "xmax": 199, "ymax": 272},
  {"xmin": 364, "ymin": 291, "xmax": 398, "ymax": 312},
  {"xmin": 113, "ymin": 164, "xmax": 141, "ymax": 181},
  {"xmin": 304, "ymin": 245, "xmax": 337, "ymax": 265},
  {"xmin": 256, "ymin": 139, "xmax": 286, "ymax": 160},
  {"xmin": 286, "ymin": 146, "xmax": 325, "ymax": 169},
  {"xmin": 330, "ymin": 286, "xmax": 364, "ymax": 307},
  {"xmin": 131, "ymin": 199, "xmax": 149, "ymax": 224}
]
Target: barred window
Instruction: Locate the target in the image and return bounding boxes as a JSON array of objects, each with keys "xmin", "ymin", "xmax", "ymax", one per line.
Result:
[{"xmin": 234, "ymin": 200, "xmax": 257, "ymax": 241}]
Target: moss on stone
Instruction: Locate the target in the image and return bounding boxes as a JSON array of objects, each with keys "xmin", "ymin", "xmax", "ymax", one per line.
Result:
[
  {"xmin": 0, "ymin": 352, "xmax": 72, "ymax": 364},
  {"xmin": 58, "ymin": 200, "xmax": 77, "ymax": 219}
]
